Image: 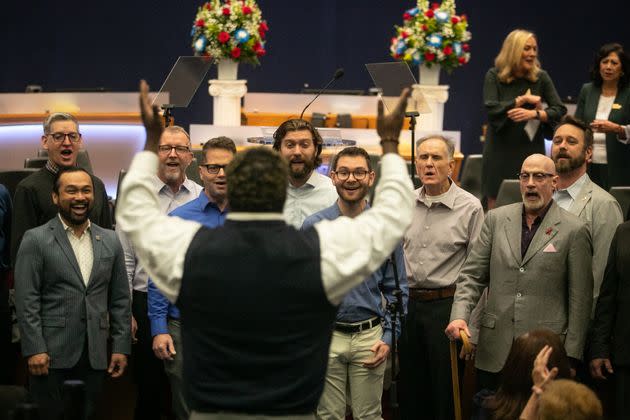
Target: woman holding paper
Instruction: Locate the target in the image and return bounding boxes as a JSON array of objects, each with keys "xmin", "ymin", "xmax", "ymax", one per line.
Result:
[
  {"xmin": 575, "ymin": 43, "xmax": 630, "ymax": 189},
  {"xmin": 482, "ymin": 29, "xmax": 566, "ymax": 209}
]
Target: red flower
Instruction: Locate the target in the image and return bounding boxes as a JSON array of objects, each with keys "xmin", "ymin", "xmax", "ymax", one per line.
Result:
[
  {"xmin": 403, "ymin": 12, "xmax": 412, "ymax": 20},
  {"xmin": 458, "ymin": 57, "xmax": 467, "ymax": 64},
  {"xmin": 391, "ymin": 37, "xmax": 398, "ymax": 44},
  {"xmin": 401, "ymin": 31, "xmax": 409, "ymax": 39},
  {"xmin": 259, "ymin": 21, "xmax": 269, "ymax": 32},
  {"xmin": 461, "ymin": 14, "xmax": 468, "ymax": 21},
  {"xmin": 462, "ymin": 43, "xmax": 470, "ymax": 52},
  {"xmin": 242, "ymin": 5, "xmax": 252, "ymax": 14},
  {"xmin": 422, "ymin": 24, "xmax": 428, "ymax": 31},
  {"xmin": 545, "ymin": 227, "xmax": 553, "ymax": 235},
  {"xmin": 425, "ymin": 9, "xmax": 434, "ymax": 18},
  {"xmin": 230, "ymin": 47, "xmax": 241, "ymax": 59},
  {"xmin": 218, "ymin": 31, "xmax": 230, "ymax": 43},
  {"xmin": 205, "ymin": 2, "xmax": 212, "ymax": 10},
  {"xmin": 222, "ymin": 7, "xmax": 231, "ymax": 16},
  {"xmin": 394, "ymin": 53, "xmax": 401, "ymax": 59},
  {"xmin": 443, "ymin": 45, "xmax": 453, "ymax": 55},
  {"xmin": 431, "ymin": 2, "xmax": 440, "ymax": 9},
  {"xmin": 451, "ymin": 16, "xmax": 459, "ymax": 24},
  {"xmin": 424, "ymin": 52, "xmax": 436, "ymax": 62},
  {"xmin": 195, "ymin": 19, "xmax": 205, "ymax": 27},
  {"xmin": 255, "ymin": 48, "xmax": 266, "ymax": 57}
]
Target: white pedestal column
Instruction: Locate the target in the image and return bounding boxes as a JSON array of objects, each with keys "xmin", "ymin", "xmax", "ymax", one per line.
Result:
[
  {"xmin": 412, "ymin": 84, "xmax": 449, "ymax": 132},
  {"xmin": 208, "ymin": 79, "xmax": 247, "ymax": 126}
]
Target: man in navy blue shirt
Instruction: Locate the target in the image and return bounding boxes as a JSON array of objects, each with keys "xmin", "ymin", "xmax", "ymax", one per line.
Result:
[
  {"xmin": 147, "ymin": 137, "xmax": 235, "ymax": 420},
  {"xmin": 302, "ymin": 146, "xmax": 408, "ymax": 420}
]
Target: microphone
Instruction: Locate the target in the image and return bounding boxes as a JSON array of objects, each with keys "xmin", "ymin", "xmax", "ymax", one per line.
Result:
[{"xmin": 299, "ymin": 68, "xmax": 344, "ymax": 120}]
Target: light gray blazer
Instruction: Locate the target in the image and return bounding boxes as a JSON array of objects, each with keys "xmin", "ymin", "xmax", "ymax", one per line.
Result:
[
  {"xmin": 566, "ymin": 174, "xmax": 623, "ymax": 312},
  {"xmin": 15, "ymin": 216, "xmax": 130, "ymax": 370},
  {"xmin": 450, "ymin": 202, "xmax": 593, "ymax": 372}
]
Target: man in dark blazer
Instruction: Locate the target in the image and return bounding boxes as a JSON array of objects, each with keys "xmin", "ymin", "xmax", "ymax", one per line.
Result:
[
  {"xmin": 590, "ymin": 221, "xmax": 630, "ymax": 419},
  {"xmin": 446, "ymin": 154, "xmax": 593, "ymax": 390},
  {"xmin": 14, "ymin": 167, "xmax": 130, "ymax": 420}
]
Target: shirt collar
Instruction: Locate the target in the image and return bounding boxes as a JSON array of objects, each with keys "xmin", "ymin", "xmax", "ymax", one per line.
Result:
[
  {"xmin": 152, "ymin": 175, "xmax": 194, "ymax": 195},
  {"xmin": 196, "ymin": 190, "xmax": 227, "ymax": 213},
  {"xmin": 46, "ymin": 160, "xmax": 60, "ymax": 174},
  {"xmin": 560, "ymin": 173, "xmax": 588, "ymax": 201},
  {"xmin": 290, "ymin": 170, "xmax": 326, "ymax": 190},
  {"xmin": 58, "ymin": 214, "xmax": 91, "ymax": 235},
  {"xmin": 417, "ymin": 179, "xmax": 457, "ymax": 209}
]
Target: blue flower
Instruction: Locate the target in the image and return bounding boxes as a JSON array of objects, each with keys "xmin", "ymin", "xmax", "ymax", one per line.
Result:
[
  {"xmin": 396, "ymin": 40, "xmax": 407, "ymax": 55},
  {"xmin": 190, "ymin": 26, "xmax": 196, "ymax": 37},
  {"xmin": 234, "ymin": 28, "xmax": 250, "ymax": 44},
  {"xmin": 412, "ymin": 51, "xmax": 423, "ymax": 65},
  {"xmin": 453, "ymin": 42, "xmax": 462, "ymax": 56},
  {"xmin": 407, "ymin": 7, "xmax": 419, "ymax": 16},
  {"xmin": 435, "ymin": 10, "xmax": 450, "ymax": 23},
  {"xmin": 427, "ymin": 34, "xmax": 443, "ymax": 47},
  {"xmin": 194, "ymin": 36, "xmax": 207, "ymax": 53}
]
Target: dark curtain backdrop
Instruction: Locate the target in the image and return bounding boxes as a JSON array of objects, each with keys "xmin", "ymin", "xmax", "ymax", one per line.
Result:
[{"xmin": 1, "ymin": 0, "xmax": 629, "ymax": 155}]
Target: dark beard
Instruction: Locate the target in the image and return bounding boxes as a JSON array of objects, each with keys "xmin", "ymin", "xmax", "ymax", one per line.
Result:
[
  {"xmin": 555, "ymin": 153, "xmax": 586, "ymax": 174},
  {"xmin": 289, "ymin": 159, "xmax": 315, "ymax": 180},
  {"xmin": 58, "ymin": 205, "xmax": 91, "ymax": 226}
]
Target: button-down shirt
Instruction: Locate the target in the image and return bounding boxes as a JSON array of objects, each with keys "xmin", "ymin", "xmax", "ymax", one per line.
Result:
[
  {"xmin": 59, "ymin": 215, "xmax": 93, "ymax": 286},
  {"xmin": 283, "ymin": 170, "xmax": 337, "ymax": 228},
  {"xmin": 302, "ymin": 202, "xmax": 408, "ymax": 346},
  {"xmin": 148, "ymin": 191, "xmax": 228, "ymax": 336},
  {"xmin": 553, "ymin": 173, "xmax": 588, "ymax": 210},
  {"xmin": 404, "ymin": 180, "xmax": 484, "ymax": 289},
  {"xmin": 521, "ymin": 200, "xmax": 553, "ymax": 258},
  {"xmin": 117, "ymin": 175, "xmax": 203, "ymax": 293}
]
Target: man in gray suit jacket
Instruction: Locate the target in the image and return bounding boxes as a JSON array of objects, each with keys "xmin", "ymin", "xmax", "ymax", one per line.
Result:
[
  {"xmin": 551, "ymin": 115, "xmax": 623, "ymax": 313},
  {"xmin": 15, "ymin": 167, "xmax": 130, "ymax": 420},
  {"xmin": 446, "ymin": 154, "xmax": 593, "ymax": 389}
]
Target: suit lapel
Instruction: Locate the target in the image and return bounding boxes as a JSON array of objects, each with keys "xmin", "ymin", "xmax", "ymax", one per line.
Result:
[
  {"xmin": 522, "ymin": 203, "xmax": 561, "ymax": 265},
  {"xmin": 585, "ymin": 84, "xmax": 601, "ymax": 122},
  {"xmin": 504, "ymin": 205, "xmax": 523, "ymax": 264},
  {"xmin": 51, "ymin": 217, "xmax": 84, "ymax": 286},
  {"xmin": 86, "ymin": 227, "xmax": 102, "ymax": 288},
  {"xmin": 569, "ymin": 176, "xmax": 593, "ymax": 217}
]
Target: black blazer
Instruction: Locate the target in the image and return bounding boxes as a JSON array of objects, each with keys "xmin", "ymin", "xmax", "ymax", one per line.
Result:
[
  {"xmin": 590, "ymin": 221, "xmax": 630, "ymax": 366},
  {"xmin": 575, "ymin": 82, "xmax": 630, "ymax": 187}
]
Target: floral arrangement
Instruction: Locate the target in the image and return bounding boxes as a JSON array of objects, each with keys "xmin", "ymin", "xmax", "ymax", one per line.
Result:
[
  {"xmin": 390, "ymin": 0, "xmax": 471, "ymax": 72},
  {"xmin": 191, "ymin": 0, "xmax": 269, "ymax": 65}
]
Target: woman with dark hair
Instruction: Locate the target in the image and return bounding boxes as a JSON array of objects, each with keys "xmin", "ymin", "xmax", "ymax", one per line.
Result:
[
  {"xmin": 575, "ymin": 42, "xmax": 630, "ymax": 189},
  {"xmin": 482, "ymin": 29, "xmax": 566, "ymax": 209},
  {"xmin": 472, "ymin": 329, "xmax": 572, "ymax": 420}
]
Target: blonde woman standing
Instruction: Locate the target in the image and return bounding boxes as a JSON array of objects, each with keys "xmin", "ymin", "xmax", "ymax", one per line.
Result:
[{"xmin": 482, "ymin": 29, "xmax": 566, "ymax": 209}]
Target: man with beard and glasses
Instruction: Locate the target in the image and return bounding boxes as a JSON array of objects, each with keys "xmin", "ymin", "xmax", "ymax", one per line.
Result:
[
  {"xmin": 446, "ymin": 154, "xmax": 593, "ymax": 392},
  {"xmin": 272, "ymin": 119, "xmax": 337, "ymax": 228},
  {"xmin": 14, "ymin": 167, "xmax": 130, "ymax": 420},
  {"xmin": 116, "ymin": 125, "xmax": 203, "ymax": 420},
  {"xmin": 551, "ymin": 115, "xmax": 623, "ymax": 313},
  {"xmin": 148, "ymin": 136, "xmax": 236, "ymax": 420},
  {"xmin": 302, "ymin": 146, "xmax": 408, "ymax": 420},
  {"xmin": 11, "ymin": 113, "xmax": 112, "ymax": 268},
  {"xmin": 398, "ymin": 136, "xmax": 484, "ymax": 420}
]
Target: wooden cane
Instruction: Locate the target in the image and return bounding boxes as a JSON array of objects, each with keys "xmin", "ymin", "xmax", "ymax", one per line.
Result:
[{"xmin": 450, "ymin": 330, "xmax": 472, "ymax": 420}]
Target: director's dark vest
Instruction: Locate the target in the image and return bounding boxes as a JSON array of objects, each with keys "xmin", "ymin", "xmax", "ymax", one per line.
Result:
[{"xmin": 177, "ymin": 219, "xmax": 337, "ymax": 415}]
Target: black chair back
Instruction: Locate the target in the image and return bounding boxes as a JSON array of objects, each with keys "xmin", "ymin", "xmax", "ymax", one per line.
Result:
[
  {"xmin": 459, "ymin": 154, "xmax": 483, "ymax": 201},
  {"xmin": 495, "ymin": 179, "xmax": 521, "ymax": 208},
  {"xmin": 609, "ymin": 186, "xmax": 630, "ymax": 221},
  {"xmin": 24, "ymin": 157, "xmax": 48, "ymax": 169}
]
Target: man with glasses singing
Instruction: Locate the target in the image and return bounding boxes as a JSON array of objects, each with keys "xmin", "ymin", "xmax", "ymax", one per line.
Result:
[
  {"xmin": 446, "ymin": 154, "xmax": 593, "ymax": 391},
  {"xmin": 116, "ymin": 125, "xmax": 202, "ymax": 420},
  {"xmin": 11, "ymin": 113, "xmax": 112, "ymax": 264},
  {"xmin": 302, "ymin": 146, "xmax": 408, "ymax": 420},
  {"xmin": 148, "ymin": 136, "xmax": 235, "ymax": 420}
]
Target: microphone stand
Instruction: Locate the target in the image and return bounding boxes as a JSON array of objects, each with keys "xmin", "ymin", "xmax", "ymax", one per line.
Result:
[
  {"xmin": 162, "ymin": 104, "xmax": 174, "ymax": 127},
  {"xmin": 406, "ymin": 111, "xmax": 420, "ymax": 179}
]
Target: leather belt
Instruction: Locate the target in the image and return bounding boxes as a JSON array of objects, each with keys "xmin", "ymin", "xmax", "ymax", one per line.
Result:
[
  {"xmin": 334, "ymin": 317, "xmax": 380, "ymax": 334},
  {"xmin": 409, "ymin": 285, "xmax": 456, "ymax": 302}
]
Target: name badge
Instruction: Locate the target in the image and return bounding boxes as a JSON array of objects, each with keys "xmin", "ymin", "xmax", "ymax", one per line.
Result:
[{"xmin": 612, "ymin": 103, "xmax": 622, "ymax": 110}]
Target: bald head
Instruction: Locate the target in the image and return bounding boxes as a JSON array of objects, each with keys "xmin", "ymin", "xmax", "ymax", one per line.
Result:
[{"xmin": 520, "ymin": 153, "xmax": 558, "ymax": 216}]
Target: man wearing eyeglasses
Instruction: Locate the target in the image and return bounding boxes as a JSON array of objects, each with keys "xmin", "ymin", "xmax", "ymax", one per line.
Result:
[
  {"xmin": 115, "ymin": 125, "xmax": 203, "ymax": 420},
  {"xmin": 272, "ymin": 119, "xmax": 337, "ymax": 228},
  {"xmin": 302, "ymin": 146, "xmax": 408, "ymax": 420},
  {"xmin": 11, "ymin": 113, "xmax": 112, "ymax": 265},
  {"xmin": 446, "ymin": 153, "xmax": 593, "ymax": 391},
  {"xmin": 148, "ymin": 136, "xmax": 235, "ymax": 420}
]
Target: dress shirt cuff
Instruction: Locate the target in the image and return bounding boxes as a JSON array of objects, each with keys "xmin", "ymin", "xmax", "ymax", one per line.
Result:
[
  {"xmin": 382, "ymin": 330, "xmax": 393, "ymax": 347},
  {"xmin": 618, "ymin": 125, "xmax": 630, "ymax": 144},
  {"xmin": 151, "ymin": 318, "xmax": 169, "ymax": 337}
]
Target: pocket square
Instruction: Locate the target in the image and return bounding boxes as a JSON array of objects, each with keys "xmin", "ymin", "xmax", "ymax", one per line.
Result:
[{"xmin": 543, "ymin": 243, "xmax": 557, "ymax": 253}]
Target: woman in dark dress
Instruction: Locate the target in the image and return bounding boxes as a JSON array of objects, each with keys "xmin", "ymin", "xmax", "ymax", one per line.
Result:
[
  {"xmin": 575, "ymin": 43, "xmax": 630, "ymax": 190},
  {"xmin": 482, "ymin": 29, "xmax": 566, "ymax": 209}
]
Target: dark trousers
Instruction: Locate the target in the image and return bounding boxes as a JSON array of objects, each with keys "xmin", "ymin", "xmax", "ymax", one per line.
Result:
[
  {"xmin": 29, "ymin": 342, "xmax": 105, "ymax": 420},
  {"xmin": 399, "ymin": 296, "xmax": 462, "ymax": 420},
  {"xmin": 132, "ymin": 290, "xmax": 169, "ymax": 420},
  {"xmin": 476, "ymin": 369, "xmax": 499, "ymax": 393},
  {"xmin": 615, "ymin": 366, "xmax": 630, "ymax": 420}
]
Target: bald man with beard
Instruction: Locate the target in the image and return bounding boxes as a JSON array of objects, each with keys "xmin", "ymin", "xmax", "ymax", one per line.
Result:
[{"xmin": 446, "ymin": 154, "xmax": 593, "ymax": 390}]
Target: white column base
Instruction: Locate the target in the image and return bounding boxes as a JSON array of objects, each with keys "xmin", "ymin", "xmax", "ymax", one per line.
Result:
[
  {"xmin": 412, "ymin": 84, "xmax": 449, "ymax": 132},
  {"xmin": 208, "ymin": 79, "xmax": 248, "ymax": 126}
]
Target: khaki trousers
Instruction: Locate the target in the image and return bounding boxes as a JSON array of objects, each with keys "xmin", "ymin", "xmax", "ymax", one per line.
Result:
[{"xmin": 316, "ymin": 324, "xmax": 385, "ymax": 420}]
